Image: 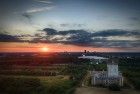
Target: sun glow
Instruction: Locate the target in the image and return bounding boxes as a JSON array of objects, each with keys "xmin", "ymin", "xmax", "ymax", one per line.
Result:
[{"xmin": 41, "ymin": 47, "xmax": 49, "ymax": 52}]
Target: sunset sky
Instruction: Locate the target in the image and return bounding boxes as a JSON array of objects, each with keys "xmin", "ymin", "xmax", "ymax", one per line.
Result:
[{"xmin": 0, "ymin": 0, "xmax": 140, "ymax": 52}]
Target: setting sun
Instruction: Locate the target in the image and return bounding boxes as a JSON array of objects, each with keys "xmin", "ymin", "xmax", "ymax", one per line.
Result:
[{"xmin": 41, "ymin": 47, "xmax": 49, "ymax": 52}]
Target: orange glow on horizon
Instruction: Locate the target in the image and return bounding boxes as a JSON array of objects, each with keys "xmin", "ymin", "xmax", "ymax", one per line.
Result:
[
  {"xmin": 41, "ymin": 47, "xmax": 49, "ymax": 52},
  {"xmin": 0, "ymin": 42, "xmax": 139, "ymax": 52}
]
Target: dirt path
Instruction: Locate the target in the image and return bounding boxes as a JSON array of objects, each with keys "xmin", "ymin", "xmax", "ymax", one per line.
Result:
[{"xmin": 80, "ymin": 71, "xmax": 90, "ymax": 87}]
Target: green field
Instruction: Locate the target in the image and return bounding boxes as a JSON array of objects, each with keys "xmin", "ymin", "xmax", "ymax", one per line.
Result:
[{"xmin": 0, "ymin": 64, "xmax": 87, "ymax": 94}]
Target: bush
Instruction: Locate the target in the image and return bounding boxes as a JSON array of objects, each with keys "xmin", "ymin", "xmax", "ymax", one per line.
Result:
[
  {"xmin": 0, "ymin": 77, "xmax": 42, "ymax": 94},
  {"xmin": 108, "ymin": 84, "xmax": 121, "ymax": 91}
]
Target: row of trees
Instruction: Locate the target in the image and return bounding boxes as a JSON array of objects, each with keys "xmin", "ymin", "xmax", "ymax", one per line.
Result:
[
  {"xmin": 0, "ymin": 77, "xmax": 42, "ymax": 94},
  {"xmin": 0, "ymin": 70, "xmax": 57, "ymax": 76}
]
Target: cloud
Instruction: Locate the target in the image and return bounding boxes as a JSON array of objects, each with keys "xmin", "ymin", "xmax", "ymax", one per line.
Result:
[
  {"xmin": 92, "ymin": 29, "xmax": 140, "ymax": 37},
  {"xmin": 0, "ymin": 31, "xmax": 34, "ymax": 42},
  {"xmin": 42, "ymin": 28, "xmax": 93, "ymax": 43},
  {"xmin": 60, "ymin": 23, "xmax": 85, "ymax": 28},
  {"xmin": 43, "ymin": 28, "xmax": 57, "ymax": 35},
  {"xmin": 0, "ymin": 28, "xmax": 139, "ymax": 48},
  {"xmin": 17, "ymin": 0, "xmax": 54, "ymax": 23},
  {"xmin": 34, "ymin": 0, "xmax": 52, "ymax": 4},
  {"xmin": 21, "ymin": 6, "xmax": 54, "ymax": 24},
  {"xmin": 40, "ymin": 28, "xmax": 140, "ymax": 47},
  {"xmin": 0, "ymin": 34, "xmax": 20, "ymax": 42},
  {"xmin": 24, "ymin": 6, "xmax": 54, "ymax": 14},
  {"xmin": 22, "ymin": 13, "xmax": 32, "ymax": 19},
  {"xmin": 22, "ymin": 13, "xmax": 32, "ymax": 22}
]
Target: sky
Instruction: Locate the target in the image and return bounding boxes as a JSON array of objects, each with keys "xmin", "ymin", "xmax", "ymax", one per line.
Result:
[{"xmin": 0, "ymin": 0, "xmax": 140, "ymax": 52}]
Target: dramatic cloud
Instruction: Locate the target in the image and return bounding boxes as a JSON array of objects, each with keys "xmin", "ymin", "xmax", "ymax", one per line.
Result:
[
  {"xmin": 92, "ymin": 29, "xmax": 140, "ymax": 37},
  {"xmin": 43, "ymin": 28, "xmax": 140, "ymax": 37},
  {"xmin": 41, "ymin": 28, "xmax": 140, "ymax": 47},
  {"xmin": 43, "ymin": 28, "xmax": 57, "ymax": 35},
  {"xmin": 42, "ymin": 29, "xmax": 93, "ymax": 45},
  {"xmin": 0, "ymin": 28, "xmax": 140, "ymax": 48},
  {"xmin": 0, "ymin": 34, "xmax": 20, "ymax": 42}
]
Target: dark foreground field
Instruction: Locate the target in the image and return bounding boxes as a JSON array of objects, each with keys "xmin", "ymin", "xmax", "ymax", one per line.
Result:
[
  {"xmin": 0, "ymin": 52, "xmax": 88, "ymax": 94},
  {"xmin": 75, "ymin": 87, "xmax": 140, "ymax": 94},
  {"xmin": 0, "ymin": 52, "xmax": 140, "ymax": 94}
]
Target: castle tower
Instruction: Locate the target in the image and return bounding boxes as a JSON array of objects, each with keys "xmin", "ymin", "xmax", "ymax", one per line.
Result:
[{"xmin": 107, "ymin": 59, "xmax": 119, "ymax": 77}]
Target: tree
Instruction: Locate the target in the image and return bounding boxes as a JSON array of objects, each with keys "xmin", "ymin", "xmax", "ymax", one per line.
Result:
[{"xmin": 108, "ymin": 84, "xmax": 121, "ymax": 91}]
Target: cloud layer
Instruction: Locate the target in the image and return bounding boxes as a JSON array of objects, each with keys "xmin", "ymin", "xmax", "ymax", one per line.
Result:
[
  {"xmin": 0, "ymin": 34, "xmax": 20, "ymax": 42},
  {"xmin": 0, "ymin": 28, "xmax": 140, "ymax": 48},
  {"xmin": 40, "ymin": 28, "xmax": 140, "ymax": 47}
]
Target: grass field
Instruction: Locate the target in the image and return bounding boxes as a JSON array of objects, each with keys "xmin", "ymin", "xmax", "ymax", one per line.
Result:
[{"xmin": 0, "ymin": 64, "xmax": 86, "ymax": 94}]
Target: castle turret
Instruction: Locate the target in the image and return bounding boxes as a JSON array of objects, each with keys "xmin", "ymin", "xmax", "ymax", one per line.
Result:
[{"xmin": 107, "ymin": 59, "xmax": 119, "ymax": 77}]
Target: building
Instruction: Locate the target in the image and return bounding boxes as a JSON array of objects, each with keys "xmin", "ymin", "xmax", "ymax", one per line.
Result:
[
  {"xmin": 91, "ymin": 60, "xmax": 123, "ymax": 86},
  {"xmin": 78, "ymin": 55, "xmax": 108, "ymax": 64}
]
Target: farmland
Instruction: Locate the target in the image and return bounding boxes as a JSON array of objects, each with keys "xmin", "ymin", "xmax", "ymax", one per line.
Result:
[
  {"xmin": 0, "ymin": 52, "xmax": 140, "ymax": 94},
  {"xmin": 0, "ymin": 52, "xmax": 87, "ymax": 94}
]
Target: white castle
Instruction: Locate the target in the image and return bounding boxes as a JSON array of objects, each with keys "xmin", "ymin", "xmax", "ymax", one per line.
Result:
[{"xmin": 91, "ymin": 59, "xmax": 123, "ymax": 86}]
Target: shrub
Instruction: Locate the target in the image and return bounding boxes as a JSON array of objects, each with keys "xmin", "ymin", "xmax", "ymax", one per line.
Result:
[
  {"xmin": 108, "ymin": 84, "xmax": 121, "ymax": 91},
  {"xmin": 0, "ymin": 77, "xmax": 42, "ymax": 94}
]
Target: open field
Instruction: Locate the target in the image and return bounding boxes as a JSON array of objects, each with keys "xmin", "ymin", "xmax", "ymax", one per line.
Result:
[
  {"xmin": 0, "ymin": 75, "xmax": 74, "ymax": 94},
  {"xmin": 0, "ymin": 52, "xmax": 140, "ymax": 94},
  {"xmin": 0, "ymin": 62, "xmax": 87, "ymax": 94}
]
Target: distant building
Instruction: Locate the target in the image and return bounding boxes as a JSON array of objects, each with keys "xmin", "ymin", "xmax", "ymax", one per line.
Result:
[
  {"xmin": 84, "ymin": 50, "xmax": 87, "ymax": 53},
  {"xmin": 78, "ymin": 55, "xmax": 108, "ymax": 64},
  {"xmin": 91, "ymin": 60, "xmax": 123, "ymax": 86},
  {"xmin": 78, "ymin": 55, "xmax": 108, "ymax": 60}
]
